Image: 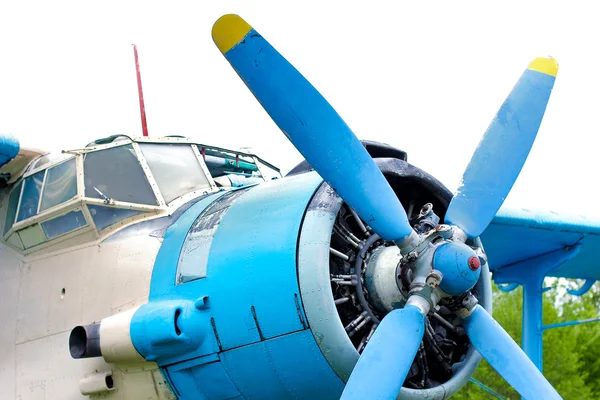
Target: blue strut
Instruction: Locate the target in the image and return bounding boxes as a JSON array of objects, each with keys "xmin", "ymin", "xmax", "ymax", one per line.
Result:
[{"xmin": 493, "ymin": 245, "xmax": 580, "ymax": 371}]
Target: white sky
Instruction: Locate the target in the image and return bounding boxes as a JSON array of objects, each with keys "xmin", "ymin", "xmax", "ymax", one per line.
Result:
[{"xmin": 1, "ymin": 1, "xmax": 598, "ymax": 215}]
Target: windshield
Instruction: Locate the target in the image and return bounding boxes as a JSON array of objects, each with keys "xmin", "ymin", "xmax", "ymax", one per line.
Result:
[
  {"xmin": 83, "ymin": 144, "xmax": 157, "ymax": 205},
  {"xmin": 139, "ymin": 143, "xmax": 212, "ymax": 203}
]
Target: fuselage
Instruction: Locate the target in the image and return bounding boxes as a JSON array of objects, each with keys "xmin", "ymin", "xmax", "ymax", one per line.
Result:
[{"xmin": 0, "ymin": 135, "xmax": 281, "ymax": 400}]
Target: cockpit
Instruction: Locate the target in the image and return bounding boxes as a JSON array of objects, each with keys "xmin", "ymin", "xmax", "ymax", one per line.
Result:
[{"xmin": 1, "ymin": 135, "xmax": 281, "ymax": 253}]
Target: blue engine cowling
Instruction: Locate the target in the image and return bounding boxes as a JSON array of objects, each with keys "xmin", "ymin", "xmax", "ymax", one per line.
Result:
[{"xmin": 130, "ymin": 158, "xmax": 492, "ymax": 400}]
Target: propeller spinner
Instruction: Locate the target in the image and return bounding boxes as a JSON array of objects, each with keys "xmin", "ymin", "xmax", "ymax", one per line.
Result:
[{"xmin": 212, "ymin": 14, "xmax": 560, "ymax": 400}]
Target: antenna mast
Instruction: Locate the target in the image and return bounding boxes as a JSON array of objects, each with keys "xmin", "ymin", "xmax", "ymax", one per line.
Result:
[{"xmin": 133, "ymin": 44, "xmax": 149, "ymax": 137}]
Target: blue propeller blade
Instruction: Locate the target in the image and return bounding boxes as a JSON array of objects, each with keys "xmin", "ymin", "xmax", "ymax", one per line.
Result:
[
  {"xmin": 340, "ymin": 305, "xmax": 425, "ymax": 400},
  {"xmin": 463, "ymin": 305, "xmax": 561, "ymax": 400},
  {"xmin": 445, "ymin": 58, "xmax": 558, "ymax": 238},
  {"xmin": 211, "ymin": 15, "xmax": 415, "ymax": 243}
]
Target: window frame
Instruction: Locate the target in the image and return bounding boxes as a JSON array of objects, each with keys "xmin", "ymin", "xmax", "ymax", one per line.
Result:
[
  {"xmin": 253, "ymin": 155, "xmax": 283, "ymax": 180},
  {"xmin": 36, "ymin": 206, "xmax": 89, "ymax": 242},
  {"xmin": 38, "ymin": 157, "xmax": 78, "ymax": 214},
  {"xmin": 2, "ymin": 136, "xmax": 281, "ymax": 253},
  {"xmin": 7, "ymin": 155, "xmax": 81, "ymax": 236},
  {"xmin": 137, "ymin": 142, "xmax": 216, "ymax": 205}
]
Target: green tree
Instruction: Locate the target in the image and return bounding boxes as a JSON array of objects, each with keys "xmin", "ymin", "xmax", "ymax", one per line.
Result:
[{"xmin": 559, "ymin": 281, "xmax": 600, "ymax": 398}]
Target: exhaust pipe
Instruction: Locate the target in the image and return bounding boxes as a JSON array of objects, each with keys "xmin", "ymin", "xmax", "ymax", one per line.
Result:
[
  {"xmin": 68, "ymin": 307, "xmax": 145, "ymax": 364},
  {"xmin": 69, "ymin": 324, "xmax": 101, "ymax": 359}
]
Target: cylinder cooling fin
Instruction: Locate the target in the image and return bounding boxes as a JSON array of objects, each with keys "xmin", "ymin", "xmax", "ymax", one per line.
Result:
[{"xmin": 297, "ymin": 157, "xmax": 492, "ymax": 399}]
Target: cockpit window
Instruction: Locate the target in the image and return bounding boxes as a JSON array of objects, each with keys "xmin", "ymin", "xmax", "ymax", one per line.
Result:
[
  {"xmin": 256, "ymin": 158, "xmax": 282, "ymax": 181},
  {"xmin": 40, "ymin": 158, "xmax": 77, "ymax": 212},
  {"xmin": 16, "ymin": 170, "xmax": 45, "ymax": 222},
  {"xmin": 41, "ymin": 210, "xmax": 87, "ymax": 239},
  {"xmin": 2, "ymin": 137, "xmax": 283, "ymax": 252},
  {"xmin": 3, "ymin": 180, "xmax": 22, "ymax": 236},
  {"xmin": 18, "ymin": 223, "xmax": 46, "ymax": 249},
  {"xmin": 88, "ymin": 205, "xmax": 143, "ymax": 231},
  {"xmin": 139, "ymin": 143, "xmax": 211, "ymax": 204},
  {"xmin": 84, "ymin": 144, "xmax": 157, "ymax": 205}
]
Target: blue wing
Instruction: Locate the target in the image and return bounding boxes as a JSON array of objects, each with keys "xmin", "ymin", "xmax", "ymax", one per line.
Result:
[{"xmin": 481, "ymin": 207, "xmax": 600, "ymax": 281}]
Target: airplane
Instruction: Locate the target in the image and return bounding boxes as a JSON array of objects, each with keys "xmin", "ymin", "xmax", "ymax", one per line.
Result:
[{"xmin": 1, "ymin": 12, "xmax": 598, "ymax": 400}]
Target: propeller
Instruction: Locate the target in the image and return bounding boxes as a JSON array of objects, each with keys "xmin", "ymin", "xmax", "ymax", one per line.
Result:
[
  {"xmin": 342, "ymin": 306, "xmax": 425, "ymax": 399},
  {"xmin": 464, "ymin": 305, "xmax": 561, "ymax": 400},
  {"xmin": 211, "ymin": 14, "xmax": 418, "ymax": 246},
  {"xmin": 212, "ymin": 14, "xmax": 560, "ymax": 400},
  {"xmin": 445, "ymin": 58, "xmax": 558, "ymax": 238}
]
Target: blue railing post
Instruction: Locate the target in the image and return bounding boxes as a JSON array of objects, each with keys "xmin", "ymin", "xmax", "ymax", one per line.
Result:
[
  {"xmin": 522, "ymin": 276, "xmax": 544, "ymax": 371},
  {"xmin": 493, "ymin": 245, "xmax": 581, "ymax": 373}
]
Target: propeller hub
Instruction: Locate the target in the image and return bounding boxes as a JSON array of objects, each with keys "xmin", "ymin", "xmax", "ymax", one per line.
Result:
[{"xmin": 433, "ymin": 242, "xmax": 481, "ymax": 296}]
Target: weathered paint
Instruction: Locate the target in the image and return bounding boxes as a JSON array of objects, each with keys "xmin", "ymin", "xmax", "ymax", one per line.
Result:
[
  {"xmin": 446, "ymin": 59, "xmax": 558, "ymax": 238},
  {"xmin": 138, "ymin": 171, "xmax": 350, "ymax": 399},
  {"xmin": 212, "ymin": 14, "xmax": 415, "ymax": 243}
]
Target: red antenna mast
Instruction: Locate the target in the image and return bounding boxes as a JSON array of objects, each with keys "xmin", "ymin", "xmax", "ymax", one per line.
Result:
[{"xmin": 133, "ymin": 44, "xmax": 149, "ymax": 137}]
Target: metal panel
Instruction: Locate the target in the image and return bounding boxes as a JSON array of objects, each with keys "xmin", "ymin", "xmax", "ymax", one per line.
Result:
[
  {"xmin": 6, "ymin": 232, "xmax": 24, "ymax": 250},
  {"xmin": 220, "ymin": 330, "xmax": 344, "ymax": 400},
  {"xmin": 14, "ymin": 330, "xmax": 173, "ymax": 400},
  {"xmin": 149, "ymin": 191, "xmax": 230, "ymax": 297},
  {"xmin": 142, "ymin": 172, "xmax": 325, "ymax": 400},
  {"xmin": 46, "ymin": 248, "xmax": 86, "ymax": 337},
  {"xmin": 0, "ymin": 249, "xmax": 20, "ymax": 400},
  {"xmin": 169, "ymin": 360, "xmax": 243, "ymax": 400},
  {"xmin": 202, "ymin": 172, "xmax": 321, "ymax": 349},
  {"xmin": 16, "ymin": 258, "xmax": 53, "ymax": 343},
  {"xmin": 482, "ymin": 207, "xmax": 600, "ymax": 281},
  {"xmin": 296, "ymin": 183, "xmax": 357, "ymax": 381},
  {"xmin": 135, "ymin": 192, "xmax": 231, "ymax": 366},
  {"xmin": 9, "ymin": 225, "xmax": 173, "ymax": 399},
  {"xmin": 177, "ymin": 189, "xmax": 248, "ymax": 284}
]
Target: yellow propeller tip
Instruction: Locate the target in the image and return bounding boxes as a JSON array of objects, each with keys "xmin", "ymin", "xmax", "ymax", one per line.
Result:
[
  {"xmin": 528, "ymin": 57, "xmax": 559, "ymax": 77},
  {"xmin": 212, "ymin": 14, "xmax": 253, "ymax": 54}
]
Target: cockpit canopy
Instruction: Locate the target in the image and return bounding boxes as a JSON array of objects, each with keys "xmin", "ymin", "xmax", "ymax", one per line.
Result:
[{"xmin": 1, "ymin": 136, "xmax": 281, "ymax": 253}]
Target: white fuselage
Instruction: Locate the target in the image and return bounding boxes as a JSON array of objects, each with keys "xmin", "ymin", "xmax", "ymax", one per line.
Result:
[{"xmin": 0, "ymin": 227, "xmax": 175, "ymax": 400}]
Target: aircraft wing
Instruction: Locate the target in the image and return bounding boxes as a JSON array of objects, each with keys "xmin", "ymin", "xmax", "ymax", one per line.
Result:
[{"xmin": 481, "ymin": 207, "xmax": 600, "ymax": 281}]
